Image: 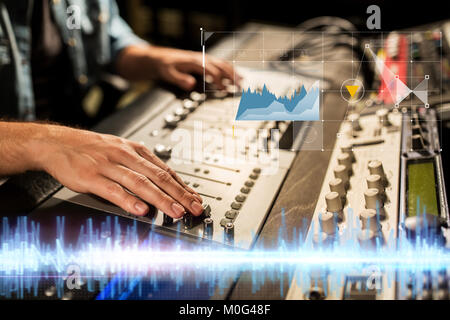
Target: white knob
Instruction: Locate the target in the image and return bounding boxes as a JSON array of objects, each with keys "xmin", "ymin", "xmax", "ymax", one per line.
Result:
[
  {"xmin": 359, "ymin": 209, "xmax": 381, "ymax": 232},
  {"xmin": 319, "ymin": 211, "xmax": 338, "ymax": 235},
  {"xmin": 364, "ymin": 188, "xmax": 383, "ymax": 210},
  {"xmin": 325, "ymin": 192, "xmax": 343, "ymax": 213},
  {"xmin": 340, "ymin": 142, "xmax": 355, "ymax": 162},
  {"xmin": 348, "ymin": 113, "xmax": 362, "ymax": 131},
  {"xmin": 358, "ymin": 229, "xmax": 378, "ymax": 249},
  {"xmin": 337, "ymin": 153, "xmax": 352, "ymax": 172},
  {"xmin": 329, "ymin": 178, "xmax": 346, "ymax": 199},
  {"xmin": 366, "ymin": 174, "xmax": 384, "ymax": 194},
  {"xmin": 333, "ymin": 165, "xmax": 349, "ymax": 186},
  {"xmin": 376, "ymin": 108, "xmax": 390, "ymax": 126},
  {"xmin": 368, "ymin": 160, "xmax": 385, "ymax": 179}
]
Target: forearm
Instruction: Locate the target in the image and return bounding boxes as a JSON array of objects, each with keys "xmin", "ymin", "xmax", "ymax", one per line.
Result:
[
  {"xmin": 115, "ymin": 44, "xmax": 159, "ymax": 81},
  {"xmin": 0, "ymin": 121, "xmax": 51, "ymax": 175}
]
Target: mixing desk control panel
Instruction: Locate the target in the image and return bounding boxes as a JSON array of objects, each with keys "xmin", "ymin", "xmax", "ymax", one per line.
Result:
[{"xmin": 51, "ymin": 67, "xmax": 303, "ymax": 249}]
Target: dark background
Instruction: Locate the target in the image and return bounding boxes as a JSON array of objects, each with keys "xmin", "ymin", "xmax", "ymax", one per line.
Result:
[{"xmin": 116, "ymin": 0, "xmax": 449, "ymax": 50}]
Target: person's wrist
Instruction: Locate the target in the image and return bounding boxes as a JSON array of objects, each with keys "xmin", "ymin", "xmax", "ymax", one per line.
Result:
[{"xmin": 24, "ymin": 124, "xmax": 59, "ymax": 172}]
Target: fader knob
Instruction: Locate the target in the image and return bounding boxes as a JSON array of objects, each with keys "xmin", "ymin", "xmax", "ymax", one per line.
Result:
[
  {"xmin": 153, "ymin": 144, "xmax": 172, "ymax": 159},
  {"xmin": 325, "ymin": 192, "xmax": 343, "ymax": 214},
  {"xmin": 376, "ymin": 108, "xmax": 390, "ymax": 126},
  {"xmin": 333, "ymin": 165, "xmax": 349, "ymax": 187},
  {"xmin": 364, "ymin": 188, "xmax": 383, "ymax": 210},
  {"xmin": 163, "ymin": 213, "xmax": 173, "ymax": 225},
  {"xmin": 366, "ymin": 174, "xmax": 384, "ymax": 194},
  {"xmin": 337, "ymin": 153, "xmax": 352, "ymax": 173},
  {"xmin": 329, "ymin": 178, "xmax": 346, "ymax": 199},
  {"xmin": 183, "ymin": 213, "xmax": 194, "ymax": 229},
  {"xmin": 348, "ymin": 113, "xmax": 362, "ymax": 131},
  {"xmin": 368, "ymin": 160, "xmax": 385, "ymax": 180},
  {"xmin": 359, "ymin": 209, "xmax": 381, "ymax": 232},
  {"xmin": 319, "ymin": 211, "xmax": 338, "ymax": 235},
  {"xmin": 203, "ymin": 217, "xmax": 214, "ymax": 238}
]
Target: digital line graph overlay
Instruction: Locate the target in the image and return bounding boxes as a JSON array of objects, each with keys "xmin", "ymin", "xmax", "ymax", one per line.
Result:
[
  {"xmin": 200, "ymin": 29, "xmax": 444, "ymax": 152},
  {"xmin": 236, "ymin": 81, "xmax": 320, "ymax": 121}
]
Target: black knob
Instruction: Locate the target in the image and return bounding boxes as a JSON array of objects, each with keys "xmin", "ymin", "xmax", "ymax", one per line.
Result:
[
  {"xmin": 163, "ymin": 213, "xmax": 173, "ymax": 225},
  {"xmin": 183, "ymin": 213, "xmax": 194, "ymax": 229}
]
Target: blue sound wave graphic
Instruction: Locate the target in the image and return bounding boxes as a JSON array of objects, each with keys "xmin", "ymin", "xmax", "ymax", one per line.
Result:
[
  {"xmin": 0, "ymin": 208, "xmax": 448, "ymax": 299},
  {"xmin": 235, "ymin": 81, "xmax": 320, "ymax": 121}
]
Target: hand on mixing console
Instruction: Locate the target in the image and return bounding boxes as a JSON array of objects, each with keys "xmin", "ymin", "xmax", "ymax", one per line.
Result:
[
  {"xmin": 116, "ymin": 45, "xmax": 241, "ymax": 91},
  {"xmin": 0, "ymin": 122, "xmax": 203, "ymax": 218}
]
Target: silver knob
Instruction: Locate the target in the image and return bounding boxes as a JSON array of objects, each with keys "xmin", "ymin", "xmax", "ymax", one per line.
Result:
[
  {"xmin": 190, "ymin": 91, "xmax": 206, "ymax": 102},
  {"xmin": 224, "ymin": 222, "xmax": 234, "ymax": 244},
  {"xmin": 164, "ymin": 114, "xmax": 181, "ymax": 127},
  {"xmin": 203, "ymin": 217, "xmax": 213, "ymax": 238},
  {"xmin": 319, "ymin": 211, "xmax": 338, "ymax": 235},
  {"xmin": 359, "ymin": 209, "xmax": 381, "ymax": 232},
  {"xmin": 329, "ymin": 178, "xmax": 346, "ymax": 199},
  {"xmin": 364, "ymin": 188, "xmax": 384, "ymax": 211},
  {"xmin": 182, "ymin": 99, "xmax": 198, "ymax": 112},
  {"xmin": 333, "ymin": 165, "xmax": 349, "ymax": 187},
  {"xmin": 153, "ymin": 144, "xmax": 172, "ymax": 159},
  {"xmin": 174, "ymin": 107, "xmax": 189, "ymax": 120},
  {"xmin": 325, "ymin": 192, "xmax": 343, "ymax": 213}
]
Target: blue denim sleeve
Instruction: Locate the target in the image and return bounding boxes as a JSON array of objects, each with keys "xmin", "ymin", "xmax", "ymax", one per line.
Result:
[{"xmin": 108, "ymin": 0, "xmax": 148, "ymax": 62}]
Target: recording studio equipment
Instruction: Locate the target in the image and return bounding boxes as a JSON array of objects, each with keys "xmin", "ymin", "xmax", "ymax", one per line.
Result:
[{"xmin": 4, "ymin": 19, "xmax": 449, "ymax": 300}]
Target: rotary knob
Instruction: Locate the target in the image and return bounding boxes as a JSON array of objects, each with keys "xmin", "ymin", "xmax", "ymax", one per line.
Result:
[
  {"xmin": 164, "ymin": 114, "xmax": 181, "ymax": 127},
  {"xmin": 337, "ymin": 153, "xmax": 352, "ymax": 174},
  {"xmin": 376, "ymin": 108, "xmax": 391, "ymax": 127},
  {"xmin": 325, "ymin": 192, "xmax": 343, "ymax": 214},
  {"xmin": 357, "ymin": 229, "xmax": 378, "ymax": 249},
  {"xmin": 174, "ymin": 107, "xmax": 189, "ymax": 120},
  {"xmin": 329, "ymin": 178, "xmax": 346, "ymax": 200},
  {"xmin": 333, "ymin": 165, "xmax": 349, "ymax": 188},
  {"xmin": 319, "ymin": 211, "xmax": 338, "ymax": 235},
  {"xmin": 340, "ymin": 142, "xmax": 355, "ymax": 162},
  {"xmin": 203, "ymin": 217, "xmax": 214, "ymax": 239},
  {"xmin": 364, "ymin": 188, "xmax": 384, "ymax": 211},
  {"xmin": 366, "ymin": 174, "xmax": 384, "ymax": 195},
  {"xmin": 190, "ymin": 91, "xmax": 206, "ymax": 102},
  {"xmin": 359, "ymin": 209, "xmax": 381, "ymax": 232},
  {"xmin": 348, "ymin": 113, "xmax": 362, "ymax": 131},
  {"xmin": 182, "ymin": 99, "xmax": 198, "ymax": 112},
  {"xmin": 153, "ymin": 144, "xmax": 172, "ymax": 159},
  {"xmin": 368, "ymin": 160, "xmax": 386, "ymax": 182}
]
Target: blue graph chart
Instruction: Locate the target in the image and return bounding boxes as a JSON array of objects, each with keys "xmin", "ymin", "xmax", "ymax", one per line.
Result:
[{"xmin": 235, "ymin": 80, "xmax": 320, "ymax": 121}]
